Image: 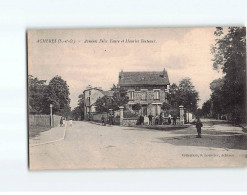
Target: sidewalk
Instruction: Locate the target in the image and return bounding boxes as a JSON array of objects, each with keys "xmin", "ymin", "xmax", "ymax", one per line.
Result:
[{"xmin": 29, "ymin": 124, "xmax": 67, "ymax": 146}]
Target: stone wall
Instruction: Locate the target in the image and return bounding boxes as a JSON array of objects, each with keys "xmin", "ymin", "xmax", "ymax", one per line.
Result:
[{"xmin": 29, "ymin": 114, "xmax": 61, "ymax": 127}]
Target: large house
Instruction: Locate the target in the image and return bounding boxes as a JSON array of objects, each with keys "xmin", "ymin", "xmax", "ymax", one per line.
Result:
[
  {"xmin": 118, "ymin": 68, "xmax": 170, "ymax": 116},
  {"xmin": 83, "ymin": 85, "xmax": 114, "ymax": 120}
]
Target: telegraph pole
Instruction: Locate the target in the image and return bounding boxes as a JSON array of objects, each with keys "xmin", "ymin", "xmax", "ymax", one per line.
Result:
[{"xmin": 50, "ymin": 104, "xmax": 53, "ymax": 127}]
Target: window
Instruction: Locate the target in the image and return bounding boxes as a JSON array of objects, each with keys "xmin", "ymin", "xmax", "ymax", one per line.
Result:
[
  {"xmin": 154, "ymin": 90, "xmax": 160, "ymax": 100},
  {"xmin": 141, "ymin": 91, "xmax": 147, "ymax": 100},
  {"xmin": 129, "ymin": 91, "xmax": 134, "ymax": 100}
]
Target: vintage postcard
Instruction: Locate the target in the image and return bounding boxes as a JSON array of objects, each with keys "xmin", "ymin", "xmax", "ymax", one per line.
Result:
[{"xmin": 28, "ymin": 27, "xmax": 247, "ymax": 170}]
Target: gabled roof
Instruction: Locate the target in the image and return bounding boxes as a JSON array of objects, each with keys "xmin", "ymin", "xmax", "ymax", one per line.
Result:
[{"xmin": 118, "ymin": 68, "xmax": 169, "ymax": 86}]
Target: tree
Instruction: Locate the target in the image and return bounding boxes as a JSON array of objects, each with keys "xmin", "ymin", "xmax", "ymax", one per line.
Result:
[
  {"xmin": 95, "ymin": 95, "xmax": 112, "ymax": 113},
  {"xmin": 211, "ymin": 27, "xmax": 246, "ymax": 122},
  {"xmin": 111, "ymin": 87, "xmax": 129, "ymax": 110},
  {"xmin": 28, "ymin": 75, "xmax": 47, "ymax": 113},
  {"xmin": 209, "ymin": 78, "xmax": 225, "ymax": 118},
  {"xmin": 178, "ymin": 78, "xmax": 199, "ymax": 113},
  {"xmin": 95, "ymin": 87, "xmax": 129, "ymax": 113},
  {"xmin": 132, "ymin": 103, "xmax": 142, "ymax": 114},
  {"xmin": 71, "ymin": 106, "xmax": 82, "ymax": 120},
  {"xmin": 71, "ymin": 93, "xmax": 85, "ymax": 120},
  {"xmin": 43, "ymin": 75, "xmax": 71, "ymax": 117},
  {"xmin": 161, "ymin": 102, "xmax": 171, "ymax": 110},
  {"xmin": 167, "ymin": 78, "xmax": 199, "ymax": 113},
  {"xmin": 167, "ymin": 83, "xmax": 180, "ymax": 108},
  {"xmin": 195, "ymin": 108, "xmax": 203, "ymax": 118},
  {"xmin": 202, "ymin": 99, "xmax": 211, "ymax": 117}
]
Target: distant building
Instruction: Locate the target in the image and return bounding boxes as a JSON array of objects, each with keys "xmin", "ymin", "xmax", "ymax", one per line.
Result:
[
  {"xmin": 118, "ymin": 68, "xmax": 170, "ymax": 116},
  {"xmin": 83, "ymin": 85, "xmax": 114, "ymax": 120}
]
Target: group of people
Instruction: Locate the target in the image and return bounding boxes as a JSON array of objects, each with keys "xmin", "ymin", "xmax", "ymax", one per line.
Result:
[
  {"xmin": 60, "ymin": 117, "xmax": 73, "ymax": 127},
  {"xmin": 146, "ymin": 113, "xmax": 177, "ymax": 126},
  {"xmin": 139, "ymin": 113, "xmax": 203, "ymax": 138}
]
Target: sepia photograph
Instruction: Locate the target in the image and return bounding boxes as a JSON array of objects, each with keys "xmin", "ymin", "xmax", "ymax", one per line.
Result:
[{"xmin": 27, "ymin": 27, "xmax": 247, "ymax": 170}]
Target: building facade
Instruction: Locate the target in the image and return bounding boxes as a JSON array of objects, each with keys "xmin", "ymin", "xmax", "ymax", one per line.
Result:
[
  {"xmin": 83, "ymin": 85, "xmax": 114, "ymax": 120},
  {"xmin": 118, "ymin": 68, "xmax": 170, "ymax": 116}
]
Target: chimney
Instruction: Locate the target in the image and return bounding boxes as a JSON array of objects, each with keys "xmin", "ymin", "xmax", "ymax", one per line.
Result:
[
  {"xmin": 119, "ymin": 69, "xmax": 123, "ymax": 80},
  {"xmin": 163, "ymin": 68, "xmax": 167, "ymax": 78}
]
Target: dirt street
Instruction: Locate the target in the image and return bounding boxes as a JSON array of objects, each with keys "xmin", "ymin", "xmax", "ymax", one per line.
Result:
[{"xmin": 29, "ymin": 120, "xmax": 247, "ymax": 169}]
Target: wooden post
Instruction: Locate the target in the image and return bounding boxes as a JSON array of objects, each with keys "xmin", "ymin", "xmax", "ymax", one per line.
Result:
[
  {"xmin": 50, "ymin": 104, "xmax": 53, "ymax": 127},
  {"xmin": 119, "ymin": 106, "xmax": 124, "ymax": 126}
]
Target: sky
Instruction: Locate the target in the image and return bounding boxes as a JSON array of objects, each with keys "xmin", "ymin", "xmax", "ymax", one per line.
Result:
[{"xmin": 28, "ymin": 27, "xmax": 223, "ymax": 109}]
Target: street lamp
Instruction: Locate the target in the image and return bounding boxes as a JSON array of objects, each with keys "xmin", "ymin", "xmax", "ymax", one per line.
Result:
[{"xmin": 50, "ymin": 104, "xmax": 53, "ymax": 127}]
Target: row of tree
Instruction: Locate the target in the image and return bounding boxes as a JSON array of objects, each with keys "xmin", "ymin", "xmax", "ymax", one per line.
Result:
[
  {"xmin": 28, "ymin": 75, "xmax": 71, "ymax": 117},
  {"xmin": 202, "ymin": 27, "xmax": 246, "ymax": 122}
]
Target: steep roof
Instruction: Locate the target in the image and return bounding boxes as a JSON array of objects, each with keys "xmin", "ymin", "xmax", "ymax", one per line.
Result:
[{"xmin": 118, "ymin": 69, "xmax": 169, "ymax": 86}]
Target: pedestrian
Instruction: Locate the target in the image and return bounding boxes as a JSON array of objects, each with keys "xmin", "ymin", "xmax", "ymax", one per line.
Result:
[
  {"xmin": 148, "ymin": 114, "xmax": 153, "ymax": 125},
  {"xmin": 60, "ymin": 117, "xmax": 63, "ymax": 127},
  {"xmin": 140, "ymin": 114, "xmax": 144, "ymax": 125},
  {"xmin": 168, "ymin": 115, "xmax": 171, "ymax": 125},
  {"xmin": 63, "ymin": 117, "xmax": 66, "ymax": 126},
  {"xmin": 195, "ymin": 117, "xmax": 203, "ymax": 138},
  {"xmin": 155, "ymin": 114, "xmax": 159, "ymax": 125},
  {"xmin": 173, "ymin": 115, "xmax": 177, "ymax": 125},
  {"xmin": 101, "ymin": 115, "xmax": 105, "ymax": 126},
  {"xmin": 69, "ymin": 119, "xmax": 73, "ymax": 127},
  {"xmin": 159, "ymin": 112, "xmax": 164, "ymax": 125}
]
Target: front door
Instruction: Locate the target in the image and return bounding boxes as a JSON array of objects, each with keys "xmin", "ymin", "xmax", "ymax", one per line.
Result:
[{"xmin": 142, "ymin": 106, "xmax": 147, "ymax": 116}]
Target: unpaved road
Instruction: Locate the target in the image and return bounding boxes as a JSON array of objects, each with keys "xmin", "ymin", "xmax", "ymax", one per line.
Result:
[{"xmin": 29, "ymin": 120, "xmax": 247, "ymax": 169}]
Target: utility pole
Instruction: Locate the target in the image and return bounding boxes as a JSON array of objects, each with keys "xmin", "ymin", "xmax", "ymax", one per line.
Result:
[{"xmin": 50, "ymin": 104, "xmax": 53, "ymax": 127}]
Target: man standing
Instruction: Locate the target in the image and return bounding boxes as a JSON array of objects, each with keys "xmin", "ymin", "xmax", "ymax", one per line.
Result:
[
  {"xmin": 148, "ymin": 114, "xmax": 153, "ymax": 125},
  {"xmin": 173, "ymin": 115, "xmax": 177, "ymax": 125},
  {"xmin": 101, "ymin": 115, "xmax": 105, "ymax": 126},
  {"xmin": 139, "ymin": 114, "xmax": 144, "ymax": 125},
  {"xmin": 195, "ymin": 117, "xmax": 203, "ymax": 138}
]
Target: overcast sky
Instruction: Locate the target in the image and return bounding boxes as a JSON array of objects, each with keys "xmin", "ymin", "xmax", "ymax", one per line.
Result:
[{"xmin": 28, "ymin": 28, "xmax": 223, "ymax": 109}]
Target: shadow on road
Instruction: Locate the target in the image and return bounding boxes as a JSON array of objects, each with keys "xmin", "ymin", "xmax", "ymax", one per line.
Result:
[
  {"xmin": 123, "ymin": 125, "xmax": 190, "ymax": 132},
  {"xmin": 157, "ymin": 130, "xmax": 247, "ymax": 150}
]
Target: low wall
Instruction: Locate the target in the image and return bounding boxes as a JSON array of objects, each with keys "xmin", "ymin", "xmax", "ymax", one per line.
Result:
[
  {"xmin": 121, "ymin": 118, "xmax": 138, "ymax": 127},
  {"xmin": 92, "ymin": 112, "xmax": 108, "ymax": 122},
  {"xmin": 29, "ymin": 114, "xmax": 61, "ymax": 127}
]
